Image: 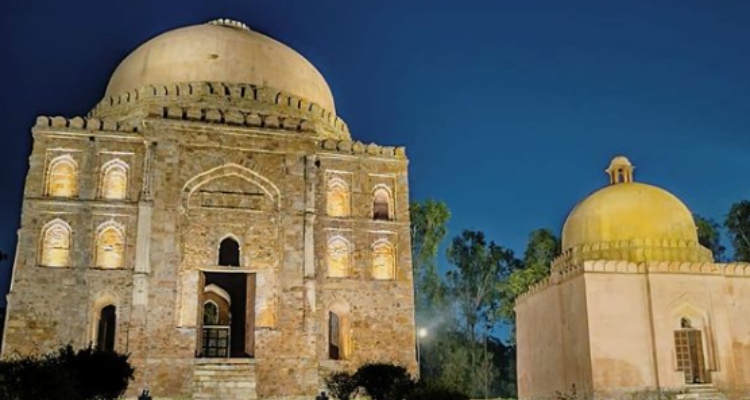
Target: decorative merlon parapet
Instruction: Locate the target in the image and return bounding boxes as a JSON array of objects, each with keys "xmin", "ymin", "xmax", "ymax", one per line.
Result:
[
  {"xmin": 551, "ymin": 239, "xmax": 713, "ymax": 272},
  {"xmin": 88, "ymin": 82, "xmax": 350, "ymax": 140},
  {"xmin": 515, "ymin": 259, "xmax": 750, "ymax": 306},
  {"xmin": 318, "ymin": 139, "xmax": 407, "ymax": 160},
  {"xmin": 34, "ymin": 116, "xmax": 139, "ymax": 133},
  {"xmin": 156, "ymin": 106, "xmax": 317, "ymax": 133}
]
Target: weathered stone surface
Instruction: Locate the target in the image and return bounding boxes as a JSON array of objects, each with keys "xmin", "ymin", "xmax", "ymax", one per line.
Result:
[{"xmin": 3, "ymin": 23, "xmax": 416, "ymax": 400}]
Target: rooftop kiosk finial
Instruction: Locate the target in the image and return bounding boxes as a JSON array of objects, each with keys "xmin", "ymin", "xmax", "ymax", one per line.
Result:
[{"xmin": 605, "ymin": 155, "xmax": 634, "ymax": 185}]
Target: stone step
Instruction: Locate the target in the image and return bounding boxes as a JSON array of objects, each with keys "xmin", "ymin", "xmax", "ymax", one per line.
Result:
[{"xmin": 192, "ymin": 360, "xmax": 258, "ymax": 400}]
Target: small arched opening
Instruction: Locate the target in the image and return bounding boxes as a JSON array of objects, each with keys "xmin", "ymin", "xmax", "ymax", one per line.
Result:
[
  {"xmin": 218, "ymin": 237, "xmax": 241, "ymax": 267},
  {"xmin": 96, "ymin": 305, "xmax": 116, "ymax": 352},
  {"xmin": 372, "ymin": 187, "xmax": 392, "ymax": 221}
]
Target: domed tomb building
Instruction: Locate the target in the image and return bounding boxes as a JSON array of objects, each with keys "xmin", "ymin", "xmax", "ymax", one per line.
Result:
[
  {"xmin": 2, "ymin": 19, "xmax": 417, "ymax": 399},
  {"xmin": 515, "ymin": 156, "xmax": 750, "ymax": 399}
]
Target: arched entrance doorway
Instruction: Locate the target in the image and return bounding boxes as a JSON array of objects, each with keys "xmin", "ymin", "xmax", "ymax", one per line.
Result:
[{"xmin": 674, "ymin": 317, "xmax": 708, "ymax": 384}]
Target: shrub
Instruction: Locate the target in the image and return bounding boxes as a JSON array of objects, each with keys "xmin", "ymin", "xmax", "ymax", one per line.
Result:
[
  {"xmin": 409, "ymin": 381, "xmax": 469, "ymax": 400},
  {"xmin": 0, "ymin": 344, "xmax": 134, "ymax": 400},
  {"xmin": 354, "ymin": 363, "xmax": 414, "ymax": 400},
  {"xmin": 325, "ymin": 371, "xmax": 358, "ymax": 400}
]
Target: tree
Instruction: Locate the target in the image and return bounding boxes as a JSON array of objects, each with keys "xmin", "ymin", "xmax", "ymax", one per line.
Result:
[
  {"xmin": 410, "ymin": 200, "xmax": 451, "ymax": 313},
  {"xmin": 694, "ymin": 214, "xmax": 726, "ymax": 262},
  {"xmin": 500, "ymin": 229, "xmax": 560, "ymax": 325},
  {"xmin": 725, "ymin": 200, "xmax": 750, "ymax": 262},
  {"xmin": 445, "ymin": 230, "xmax": 520, "ymax": 398}
]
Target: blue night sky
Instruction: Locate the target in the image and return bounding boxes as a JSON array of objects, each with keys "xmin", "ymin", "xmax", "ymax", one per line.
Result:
[{"xmin": 1, "ymin": 0, "xmax": 749, "ymax": 301}]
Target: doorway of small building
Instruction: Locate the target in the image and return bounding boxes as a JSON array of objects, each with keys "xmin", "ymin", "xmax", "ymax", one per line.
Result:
[
  {"xmin": 198, "ymin": 272, "xmax": 255, "ymax": 358},
  {"xmin": 674, "ymin": 318, "xmax": 709, "ymax": 385}
]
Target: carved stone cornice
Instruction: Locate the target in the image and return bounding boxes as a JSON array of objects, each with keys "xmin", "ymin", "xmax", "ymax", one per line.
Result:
[{"xmin": 87, "ymin": 82, "xmax": 350, "ymax": 140}]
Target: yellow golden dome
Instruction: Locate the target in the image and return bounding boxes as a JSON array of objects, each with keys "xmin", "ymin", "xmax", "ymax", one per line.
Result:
[
  {"xmin": 559, "ymin": 156, "xmax": 712, "ymax": 264},
  {"xmin": 105, "ymin": 19, "xmax": 336, "ymax": 112}
]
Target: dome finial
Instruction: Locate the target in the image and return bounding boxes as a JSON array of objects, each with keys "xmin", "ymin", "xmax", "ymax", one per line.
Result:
[{"xmin": 605, "ymin": 155, "xmax": 634, "ymax": 184}]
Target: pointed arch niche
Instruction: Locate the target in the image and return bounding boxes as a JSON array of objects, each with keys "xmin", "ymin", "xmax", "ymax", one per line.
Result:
[
  {"xmin": 99, "ymin": 159, "xmax": 129, "ymax": 200},
  {"xmin": 95, "ymin": 221, "xmax": 125, "ymax": 269},
  {"xmin": 326, "ymin": 175, "xmax": 351, "ymax": 218},
  {"xmin": 327, "ymin": 236, "xmax": 352, "ymax": 278},
  {"xmin": 40, "ymin": 219, "xmax": 72, "ymax": 267},
  {"xmin": 372, "ymin": 185, "xmax": 393, "ymax": 221},
  {"xmin": 46, "ymin": 155, "xmax": 79, "ymax": 197},
  {"xmin": 182, "ymin": 163, "xmax": 281, "ymax": 212},
  {"xmin": 371, "ymin": 239, "xmax": 396, "ymax": 280}
]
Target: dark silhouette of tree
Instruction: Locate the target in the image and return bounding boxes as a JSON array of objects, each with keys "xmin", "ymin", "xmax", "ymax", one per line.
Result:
[
  {"xmin": 725, "ymin": 200, "xmax": 750, "ymax": 262},
  {"xmin": 694, "ymin": 214, "xmax": 726, "ymax": 261}
]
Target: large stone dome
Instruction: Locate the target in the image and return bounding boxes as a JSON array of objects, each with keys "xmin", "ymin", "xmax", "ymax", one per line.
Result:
[
  {"xmin": 558, "ymin": 156, "xmax": 712, "ymax": 264},
  {"xmin": 105, "ymin": 19, "xmax": 336, "ymax": 112}
]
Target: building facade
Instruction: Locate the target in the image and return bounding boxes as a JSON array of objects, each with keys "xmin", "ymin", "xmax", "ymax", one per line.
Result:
[
  {"xmin": 2, "ymin": 19, "xmax": 417, "ymax": 399},
  {"xmin": 516, "ymin": 156, "xmax": 750, "ymax": 399}
]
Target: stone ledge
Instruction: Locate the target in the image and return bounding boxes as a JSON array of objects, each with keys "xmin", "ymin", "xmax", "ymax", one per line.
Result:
[{"xmin": 194, "ymin": 358, "xmax": 257, "ymax": 365}]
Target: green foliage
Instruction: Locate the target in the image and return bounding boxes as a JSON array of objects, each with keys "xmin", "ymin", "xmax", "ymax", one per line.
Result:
[
  {"xmin": 409, "ymin": 380, "xmax": 470, "ymax": 400},
  {"xmin": 694, "ymin": 214, "xmax": 726, "ymax": 261},
  {"xmin": 725, "ymin": 200, "xmax": 750, "ymax": 262},
  {"xmin": 0, "ymin": 344, "xmax": 134, "ymax": 400},
  {"xmin": 500, "ymin": 229, "xmax": 560, "ymax": 326},
  {"xmin": 410, "ymin": 200, "xmax": 451, "ymax": 312},
  {"xmin": 443, "ymin": 230, "xmax": 520, "ymax": 398},
  {"xmin": 446, "ymin": 230, "xmax": 519, "ymax": 338},
  {"xmin": 325, "ymin": 371, "xmax": 358, "ymax": 400},
  {"xmin": 353, "ymin": 363, "xmax": 414, "ymax": 400}
]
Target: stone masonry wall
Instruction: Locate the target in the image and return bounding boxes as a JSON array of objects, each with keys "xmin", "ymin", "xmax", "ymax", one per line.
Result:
[{"xmin": 3, "ymin": 106, "xmax": 416, "ymax": 400}]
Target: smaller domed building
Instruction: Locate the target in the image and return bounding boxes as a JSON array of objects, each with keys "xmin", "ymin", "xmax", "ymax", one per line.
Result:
[{"xmin": 516, "ymin": 156, "xmax": 750, "ymax": 399}]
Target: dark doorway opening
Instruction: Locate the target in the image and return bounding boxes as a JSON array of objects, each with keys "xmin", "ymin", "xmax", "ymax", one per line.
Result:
[
  {"xmin": 96, "ymin": 305, "xmax": 116, "ymax": 352},
  {"xmin": 200, "ymin": 272, "xmax": 255, "ymax": 358}
]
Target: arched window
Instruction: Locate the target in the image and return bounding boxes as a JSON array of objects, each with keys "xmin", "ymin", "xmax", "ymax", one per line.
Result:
[
  {"xmin": 46, "ymin": 155, "xmax": 78, "ymax": 197},
  {"xmin": 327, "ymin": 177, "xmax": 351, "ymax": 218},
  {"xmin": 96, "ymin": 224, "xmax": 125, "ymax": 269},
  {"xmin": 203, "ymin": 301, "xmax": 219, "ymax": 325},
  {"xmin": 96, "ymin": 305, "xmax": 116, "ymax": 352},
  {"xmin": 373, "ymin": 187, "xmax": 392, "ymax": 220},
  {"xmin": 99, "ymin": 159, "xmax": 129, "ymax": 200},
  {"xmin": 41, "ymin": 219, "xmax": 71, "ymax": 267},
  {"xmin": 218, "ymin": 237, "xmax": 240, "ymax": 267},
  {"xmin": 372, "ymin": 240, "xmax": 396, "ymax": 280},
  {"xmin": 327, "ymin": 237, "xmax": 351, "ymax": 278}
]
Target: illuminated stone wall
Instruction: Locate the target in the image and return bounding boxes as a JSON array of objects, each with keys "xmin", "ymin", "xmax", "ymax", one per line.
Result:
[{"xmin": 3, "ymin": 81, "xmax": 416, "ymax": 400}]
